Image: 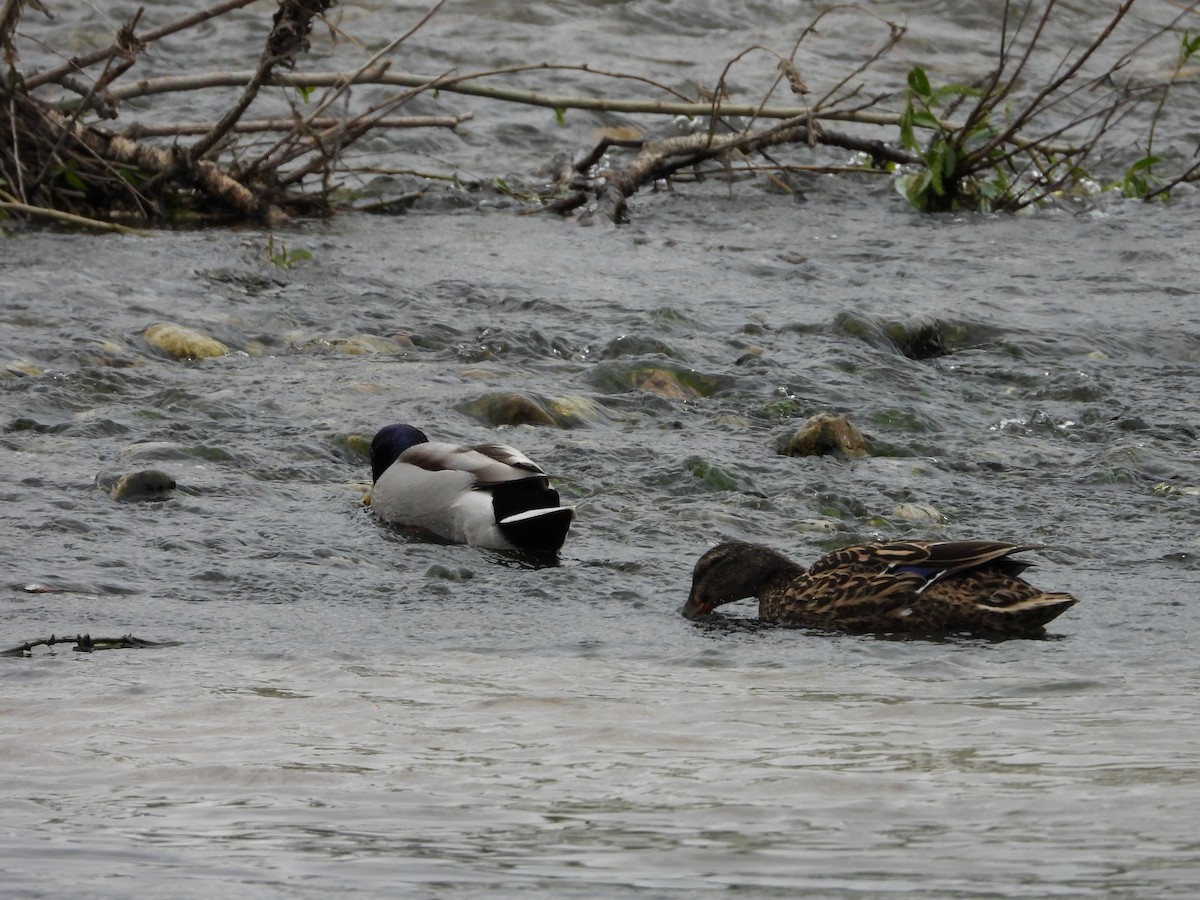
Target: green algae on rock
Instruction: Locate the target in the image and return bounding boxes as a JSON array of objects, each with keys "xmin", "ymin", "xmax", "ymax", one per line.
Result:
[{"xmin": 143, "ymin": 323, "xmax": 230, "ymax": 360}]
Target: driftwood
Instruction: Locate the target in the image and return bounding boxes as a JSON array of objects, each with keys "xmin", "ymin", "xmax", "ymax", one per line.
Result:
[
  {"xmin": 1, "ymin": 0, "xmax": 461, "ymax": 225},
  {"xmin": 544, "ymin": 1, "xmax": 1200, "ymax": 221},
  {"xmin": 549, "ymin": 119, "xmax": 922, "ymax": 224},
  {"xmin": 2, "ymin": 0, "xmax": 1197, "ymax": 227},
  {"xmin": 3, "ymin": 633, "xmax": 183, "ymax": 656}
]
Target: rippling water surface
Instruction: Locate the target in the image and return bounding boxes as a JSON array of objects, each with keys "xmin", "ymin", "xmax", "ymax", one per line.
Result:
[{"xmin": 4, "ymin": 1, "xmax": 1200, "ymax": 897}]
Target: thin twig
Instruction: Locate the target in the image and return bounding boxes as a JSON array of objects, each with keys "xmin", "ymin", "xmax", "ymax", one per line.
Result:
[
  {"xmin": 119, "ymin": 114, "xmax": 466, "ymax": 138},
  {"xmin": 188, "ymin": 0, "xmax": 334, "ymax": 164},
  {"xmin": 23, "ymin": 0, "xmax": 261, "ymax": 91},
  {"xmin": 964, "ymin": 0, "xmax": 1137, "ymax": 171},
  {"xmin": 88, "ymin": 68, "xmax": 872, "ymax": 122},
  {"xmin": 0, "ymin": 195, "xmax": 146, "ymax": 232}
]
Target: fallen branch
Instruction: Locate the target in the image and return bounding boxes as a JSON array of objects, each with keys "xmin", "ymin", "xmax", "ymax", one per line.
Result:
[
  {"xmin": 95, "ymin": 67, "xmax": 901, "ymax": 125},
  {"xmin": 559, "ymin": 117, "xmax": 922, "ymax": 223},
  {"xmin": 118, "ymin": 114, "xmax": 468, "ymax": 139},
  {"xmin": 144, "ymin": 0, "xmax": 334, "ymax": 205},
  {"xmin": 24, "ymin": 0, "xmax": 262, "ymax": 92},
  {"xmin": 3, "ymin": 633, "xmax": 183, "ymax": 656},
  {"xmin": 43, "ymin": 107, "xmax": 260, "ymax": 217},
  {"xmin": 3, "ymin": 0, "xmax": 1196, "ymax": 226},
  {"xmin": 0, "ymin": 193, "xmax": 146, "ymax": 233}
]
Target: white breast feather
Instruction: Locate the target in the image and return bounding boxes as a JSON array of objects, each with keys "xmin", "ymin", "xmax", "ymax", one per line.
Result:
[{"xmin": 371, "ymin": 460, "xmax": 475, "ymax": 538}]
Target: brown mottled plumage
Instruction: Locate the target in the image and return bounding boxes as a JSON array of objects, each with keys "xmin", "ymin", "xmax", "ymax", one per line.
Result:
[{"xmin": 683, "ymin": 540, "xmax": 1077, "ymax": 637}]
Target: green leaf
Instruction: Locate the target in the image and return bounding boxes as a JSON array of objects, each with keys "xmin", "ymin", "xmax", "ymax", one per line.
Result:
[
  {"xmin": 907, "ymin": 66, "xmax": 931, "ymax": 98},
  {"xmin": 941, "ymin": 144, "xmax": 957, "ymax": 181},
  {"xmin": 966, "ymin": 122, "xmax": 996, "ymax": 142},
  {"xmin": 554, "ymin": 107, "xmax": 566, "ymax": 126},
  {"xmin": 1128, "ymin": 155, "xmax": 1160, "ymax": 174},
  {"xmin": 899, "ymin": 107, "xmax": 916, "ymax": 151},
  {"xmin": 295, "ymin": 85, "xmax": 314, "ymax": 102},
  {"xmin": 906, "ymin": 169, "xmax": 934, "ymax": 208},
  {"xmin": 930, "ymin": 83, "xmax": 983, "ymax": 105},
  {"xmin": 928, "ymin": 146, "xmax": 945, "ymax": 196},
  {"xmin": 62, "ymin": 168, "xmax": 86, "ymax": 192},
  {"xmin": 1181, "ymin": 31, "xmax": 1200, "ymax": 63},
  {"xmin": 910, "ymin": 110, "xmax": 941, "ymax": 130}
]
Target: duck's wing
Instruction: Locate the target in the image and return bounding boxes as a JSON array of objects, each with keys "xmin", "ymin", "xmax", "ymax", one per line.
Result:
[
  {"xmin": 794, "ymin": 540, "xmax": 1038, "ymax": 612},
  {"xmin": 789, "ymin": 541, "xmax": 1060, "ymax": 631},
  {"xmin": 400, "ymin": 441, "xmax": 546, "ymax": 485},
  {"xmin": 809, "ymin": 541, "xmax": 1040, "ymax": 583},
  {"xmin": 469, "ymin": 443, "xmax": 548, "ymax": 483},
  {"xmin": 783, "ymin": 563, "xmax": 929, "ymax": 622}
]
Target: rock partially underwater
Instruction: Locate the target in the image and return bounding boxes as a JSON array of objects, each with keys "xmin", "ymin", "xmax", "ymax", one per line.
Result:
[
  {"xmin": 97, "ymin": 469, "xmax": 177, "ymax": 502},
  {"xmin": 142, "ymin": 323, "xmax": 230, "ymax": 360},
  {"xmin": 776, "ymin": 413, "xmax": 869, "ymax": 458}
]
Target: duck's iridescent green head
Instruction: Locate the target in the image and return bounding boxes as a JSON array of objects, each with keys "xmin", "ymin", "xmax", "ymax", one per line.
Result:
[{"xmin": 370, "ymin": 423, "xmax": 429, "ymax": 482}]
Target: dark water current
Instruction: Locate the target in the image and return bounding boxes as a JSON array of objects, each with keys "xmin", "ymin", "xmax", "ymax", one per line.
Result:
[{"xmin": 4, "ymin": 1, "xmax": 1200, "ymax": 897}]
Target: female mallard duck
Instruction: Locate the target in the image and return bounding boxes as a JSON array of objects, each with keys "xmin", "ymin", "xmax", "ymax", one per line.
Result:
[
  {"xmin": 683, "ymin": 540, "xmax": 1077, "ymax": 636},
  {"xmin": 369, "ymin": 423, "xmax": 574, "ymax": 554}
]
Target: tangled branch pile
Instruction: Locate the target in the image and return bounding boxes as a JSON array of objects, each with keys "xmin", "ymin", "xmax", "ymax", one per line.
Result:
[
  {"xmin": 1, "ymin": 0, "xmax": 465, "ymax": 229},
  {"xmin": 1, "ymin": 0, "xmax": 1197, "ymax": 229}
]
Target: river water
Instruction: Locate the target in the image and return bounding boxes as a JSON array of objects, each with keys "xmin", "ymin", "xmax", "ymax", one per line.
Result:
[{"xmin": 4, "ymin": 1, "xmax": 1200, "ymax": 897}]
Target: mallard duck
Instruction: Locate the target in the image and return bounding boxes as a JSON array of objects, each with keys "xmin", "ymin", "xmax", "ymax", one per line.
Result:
[
  {"xmin": 369, "ymin": 423, "xmax": 574, "ymax": 553},
  {"xmin": 683, "ymin": 540, "xmax": 1077, "ymax": 636}
]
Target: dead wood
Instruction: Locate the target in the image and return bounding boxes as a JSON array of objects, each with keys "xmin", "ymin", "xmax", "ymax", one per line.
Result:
[
  {"xmin": 3, "ymin": 633, "xmax": 182, "ymax": 656},
  {"xmin": 1, "ymin": 0, "xmax": 458, "ymax": 226},
  {"xmin": 1, "ymin": 0, "xmax": 1195, "ymax": 228},
  {"xmin": 567, "ymin": 118, "xmax": 922, "ymax": 223}
]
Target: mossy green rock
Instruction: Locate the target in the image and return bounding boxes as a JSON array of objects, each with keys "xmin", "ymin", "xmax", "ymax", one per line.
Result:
[
  {"xmin": 545, "ymin": 395, "xmax": 606, "ymax": 427},
  {"xmin": 457, "ymin": 392, "xmax": 557, "ymax": 427},
  {"xmin": 777, "ymin": 413, "xmax": 869, "ymax": 457},
  {"xmin": 326, "ymin": 334, "xmax": 412, "ymax": 355},
  {"xmin": 143, "ymin": 323, "xmax": 229, "ymax": 360}
]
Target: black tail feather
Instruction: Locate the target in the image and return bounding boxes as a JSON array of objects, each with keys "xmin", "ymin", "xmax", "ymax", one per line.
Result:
[{"xmin": 497, "ymin": 507, "xmax": 574, "ymax": 554}]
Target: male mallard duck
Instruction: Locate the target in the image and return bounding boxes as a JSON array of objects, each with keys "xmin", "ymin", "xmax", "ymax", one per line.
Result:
[
  {"xmin": 683, "ymin": 540, "xmax": 1077, "ymax": 636},
  {"xmin": 369, "ymin": 423, "xmax": 574, "ymax": 553}
]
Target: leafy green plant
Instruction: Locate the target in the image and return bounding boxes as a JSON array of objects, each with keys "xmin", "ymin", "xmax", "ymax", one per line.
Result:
[
  {"xmin": 1113, "ymin": 155, "xmax": 1163, "ymax": 200},
  {"xmin": 896, "ymin": 3, "xmax": 1153, "ymax": 214},
  {"xmin": 1111, "ymin": 30, "xmax": 1200, "ymax": 201},
  {"xmin": 897, "ymin": 65, "xmax": 991, "ymax": 211},
  {"xmin": 265, "ymin": 235, "xmax": 313, "ymax": 269},
  {"xmin": 896, "ymin": 62, "xmax": 1088, "ymax": 213}
]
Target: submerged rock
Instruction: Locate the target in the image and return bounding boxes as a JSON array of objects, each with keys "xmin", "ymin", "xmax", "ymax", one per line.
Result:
[
  {"xmin": 892, "ymin": 502, "xmax": 947, "ymax": 524},
  {"xmin": 143, "ymin": 323, "xmax": 230, "ymax": 360},
  {"xmin": 545, "ymin": 395, "xmax": 606, "ymax": 427},
  {"xmin": 835, "ymin": 311, "xmax": 974, "ymax": 360},
  {"xmin": 335, "ymin": 432, "xmax": 374, "ymax": 459},
  {"xmin": 3, "ymin": 360, "xmax": 43, "ymax": 378},
  {"xmin": 294, "ymin": 334, "xmax": 413, "ymax": 355},
  {"xmin": 97, "ymin": 469, "xmax": 177, "ymax": 501},
  {"xmin": 637, "ymin": 368, "xmax": 699, "ymax": 401},
  {"xmin": 776, "ymin": 413, "xmax": 869, "ymax": 457},
  {"xmin": 456, "ymin": 392, "xmax": 557, "ymax": 427}
]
